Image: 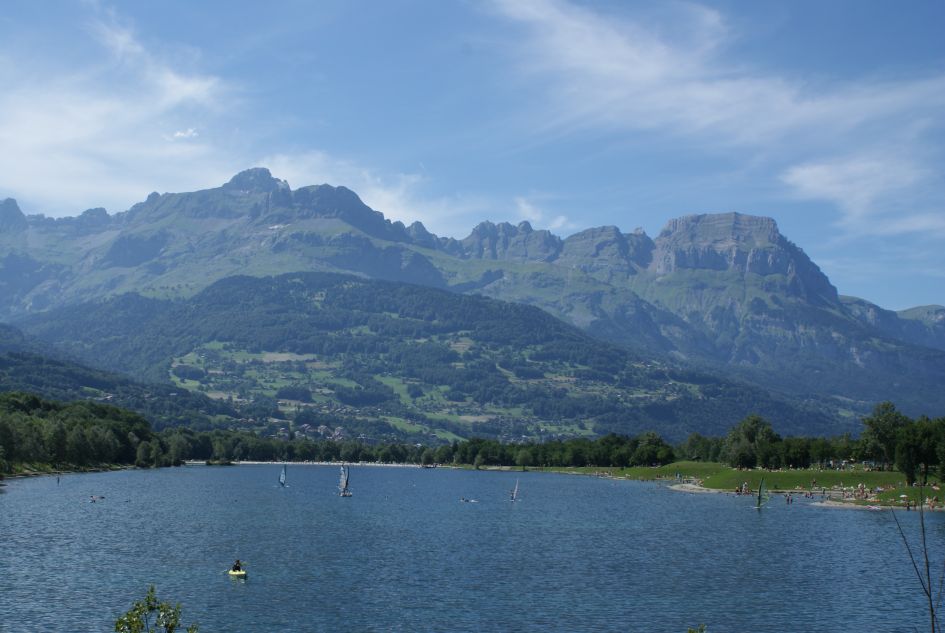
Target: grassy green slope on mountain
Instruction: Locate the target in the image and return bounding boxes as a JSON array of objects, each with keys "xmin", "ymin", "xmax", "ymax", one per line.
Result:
[
  {"xmin": 621, "ymin": 269, "xmax": 945, "ymax": 415},
  {"xmin": 0, "ymin": 324, "xmax": 236, "ymax": 430},
  {"xmin": 17, "ymin": 272, "xmax": 843, "ymax": 441}
]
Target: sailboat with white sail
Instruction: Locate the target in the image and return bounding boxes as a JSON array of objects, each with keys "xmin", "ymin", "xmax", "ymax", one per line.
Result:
[
  {"xmin": 279, "ymin": 463, "xmax": 287, "ymax": 487},
  {"xmin": 510, "ymin": 479, "xmax": 519, "ymax": 502},
  {"xmin": 339, "ymin": 464, "xmax": 352, "ymax": 497}
]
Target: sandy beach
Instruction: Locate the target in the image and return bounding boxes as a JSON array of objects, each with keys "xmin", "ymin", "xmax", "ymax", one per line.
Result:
[
  {"xmin": 669, "ymin": 480, "xmax": 944, "ymax": 511},
  {"xmin": 668, "ymin": 482, "xmax": 724, "ymax": 494}
]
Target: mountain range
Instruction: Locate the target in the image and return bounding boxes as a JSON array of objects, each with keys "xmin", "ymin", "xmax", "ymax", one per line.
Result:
[{"xmin": 2, "ymin": 168, "xmax": 943, "ymax": 434}]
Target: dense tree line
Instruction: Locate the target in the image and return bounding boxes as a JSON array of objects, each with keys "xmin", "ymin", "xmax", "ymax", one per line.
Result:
[
  {"xmin": 0, "ymin": 393, "xmax": 676, "ymax": 472},
  {"xmin": 3, "ymin": 389, "xmax": 942, "ymax": 487},
  {"xmin": 141, "ymin": 428, "xmax": 678, "ymax": 469},
  {"xmin": 677, "ymin": 403, "xmax": 945, "ymax": 484},
  {"xmin": 0, "ymin": 392, "xmax": 153, "ymax": 472}
]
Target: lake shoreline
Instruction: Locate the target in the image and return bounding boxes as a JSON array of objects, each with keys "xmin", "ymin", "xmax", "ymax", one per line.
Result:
[
  {"xmin": 194, "ymin": 460, "xmax": 433, "ymax": 468},
  {"xmin": 669, "ymin": 480, "xmax": 944, "ymax": 511},
  {"xmin": 9, "ymin": 461, "xmax": 941, "ymax": 513},
  {"xmin": 3, "ymin": 464, "xmax": 134, "ymax": 480}
]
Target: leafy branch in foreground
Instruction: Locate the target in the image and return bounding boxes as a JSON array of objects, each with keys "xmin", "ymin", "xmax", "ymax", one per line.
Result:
[{"xmin": 114, "ymin": 585, "xmax": 198, "ymax": 633}]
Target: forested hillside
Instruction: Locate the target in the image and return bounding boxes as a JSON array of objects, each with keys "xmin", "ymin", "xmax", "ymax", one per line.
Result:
[
  {"xmin": 18, "ymin": 272, "xmax": 841, "ymax": 442},
  {"xmin": 0, "ymin": 324, "xmax": 236, "ymax": 430}
]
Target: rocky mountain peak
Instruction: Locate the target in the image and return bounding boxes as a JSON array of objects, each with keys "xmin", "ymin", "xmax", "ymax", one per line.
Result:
[
  {"xmin": 222, "ymin": 168, "xmax": 289, "ymax": 194},
  {"xmin": 658, "ymin": 212, "xmax": 780, "ymax": 247},
  {"xmin": 651, "ymin": 212, "xmax": 837, "ymax": 306},
  {"xmin": 406, "ymin": 221, "xmax": 437, "ymax": 248},
  {"xmin": 291, "ymin": 184, "xmax": 366, "ymax": 214},
  {"xmin": 557, "ymin": 226, "xmax": 656, "ymax": 276},
  {"xmin": 74, "ymin": 207, "xmax": 112, "ymax": 232},
  {"xmin": 0, "ymin": 198, "xmax": 28, "ymax": 232},
  {"xmin": 461, "ymin": 220, "xmax": 561, "ymax": 262},
  {"xmin": 652, "ymin": 212, "xmax": 791, "ymax": 272},
  {"xmin": 282, "ymin": 183, "xmax": 414, "ymax": 243}
]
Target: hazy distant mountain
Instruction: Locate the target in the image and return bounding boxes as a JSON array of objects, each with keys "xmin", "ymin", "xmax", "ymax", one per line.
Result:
[
  {"xmin": 3, "ymin": 168, "xmax": 943, "ymax": 422},
  {"xmin": 842, "ymin": 297, "xmax": 945, "ymax": 352}
]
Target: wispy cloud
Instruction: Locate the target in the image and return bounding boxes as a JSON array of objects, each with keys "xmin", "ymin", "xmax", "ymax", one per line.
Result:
[
  {"xmin": 781, "ymin": 152, "xmax": 945, "ymax": 236},
  {"xmin": 167, "ymin": 128, "xmax": 199, "ymax": 140},
  {"xmin": 0, "ymin": 7, "xmax": 233, "ymax": 214},
  {"xmin": 0, "ymin": 5, "xmax": 491, "ymax": 240},
  {"xmin": 490, "ymin": 0, "xmax": 945, "ymax": 145},
  {"xmin": 515, "ymin": 196, "xmax": 571, "ymax": 231},
  {"xmin": 87, "ymin": 12, "xmax": 220, "ymax": 108},
  {"xmin": 488, "ymin": 0, "xmax": 945, "ymax": 237},
  {"xmin": 259, "ymin": 151, "xmax": 495, "ymax": 238}
]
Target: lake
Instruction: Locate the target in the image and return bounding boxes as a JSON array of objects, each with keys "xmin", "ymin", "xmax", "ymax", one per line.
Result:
[{"xmin": 1, "ymin": 465, "xmax": 942, "ymax": 632}]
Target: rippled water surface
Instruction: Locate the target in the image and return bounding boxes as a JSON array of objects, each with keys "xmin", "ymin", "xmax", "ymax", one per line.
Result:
[{"xmin": 1, "ymin": 465, "xmax": 943, "ymax": 632}]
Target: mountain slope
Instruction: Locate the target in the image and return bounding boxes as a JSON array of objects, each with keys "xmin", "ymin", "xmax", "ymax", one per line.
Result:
[
  {"xmin": 2, "ymin": 168, "xmax": 943, "ymax": 420},
  {"xmin": 0, "ymin": 324, "xmax": 236, "ymax": 430},
  {"xmin": 17, "ymin": 272, "xmax": 842, "ymax": 442},
  {"xmin": 842, "ymin": 297, "xmax": 945, "ymax": 352}
]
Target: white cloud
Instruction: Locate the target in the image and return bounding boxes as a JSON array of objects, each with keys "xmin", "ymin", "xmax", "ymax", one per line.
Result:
[
  {"xmin": 167, "ymin": 128, "xmax": 199, "ymax": 140},
  {"xmin": 515, "ymin": 195, "xmax": 573, "ymax": 232},
  {"xmin": 89, "ymin": 13, "xmax": 144, "ymax": 60},
  {"xmin": 490, "ymin": 0, "xmax": 945, "ymax": 147},
  {"xmin": 782, "ymin": 155, "xmax": 924, "ymax": 218},
  {"xmin": 514, "ymin": 196, "xmax": 542, "ymax": 223},
  {"xmin": 489, "ymin": 0, "xmax": 945, "ymax": 238},
  {"xmin": 548, "ymin": 215, "xmax": 570, "ymax": 230},
  {"xmin": 782, "ymin": 153, "xmax": 943, "ymax": 237},
  {"xmin": 0, "ymin": 7, "xmax": 491, "ymax": 238},
  {"xmin": 0, "ymin": 8, "xmax": 233, "ymax": 215},
  {"xmin": 88, "ymin": 14, "xmax": 220, "ymax": 108},
  {"xmin": 259, "ymin": 151, "xmax": 494, "ymax": 238}
]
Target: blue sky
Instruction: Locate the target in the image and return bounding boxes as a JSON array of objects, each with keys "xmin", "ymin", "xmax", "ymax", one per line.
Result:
[{"xmin": 1, "ymin": 0, "xmax": 943, "ymax": 309}]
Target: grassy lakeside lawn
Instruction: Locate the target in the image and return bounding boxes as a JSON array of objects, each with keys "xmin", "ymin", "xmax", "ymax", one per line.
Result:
[
  {"xmin": 700, "ymin": 467, "xmax": 907, "ymax": 493},
  {"xmin": 541, "ymin": 462, "xmax": 730, "ymax": 480},
  {"xmin": 530, "ymin": 461, "xmax": 942, "ymax": 505}
]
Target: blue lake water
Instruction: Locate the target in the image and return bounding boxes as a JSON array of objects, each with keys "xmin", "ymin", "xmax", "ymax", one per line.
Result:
[{"xmin": 1, "ymin": 465, "xmax": 943, "ymax": 632}]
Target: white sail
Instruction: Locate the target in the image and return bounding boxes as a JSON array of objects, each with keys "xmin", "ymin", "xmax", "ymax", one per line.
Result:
[
  {"xmin": 510, "ymin": 479, "xmax": 519, "ymax": 502},
  {"xmin": 279, "ymin": 464, "xmax": 287, "ymax": 487}
]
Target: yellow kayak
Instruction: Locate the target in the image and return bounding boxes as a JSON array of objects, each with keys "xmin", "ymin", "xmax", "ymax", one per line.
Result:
[{"xmin": 228, "ymin": 569, "xmax": 247, "ymax": 578}]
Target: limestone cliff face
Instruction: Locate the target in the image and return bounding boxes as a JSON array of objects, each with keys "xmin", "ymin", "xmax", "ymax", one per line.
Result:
[
  {"xmin": 648, "ymin": 212, "xmax": 838, "ymax": 307},
  {"xmin": 556, "ymin": 226, "xmax": 653, "ymax": 277},
  {"xmin": 458, "ymin": 220, "xmax": 561, "ymax": 262}
]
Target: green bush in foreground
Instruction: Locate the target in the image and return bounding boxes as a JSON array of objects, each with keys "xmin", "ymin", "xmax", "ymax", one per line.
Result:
[{"xmin": 114, "ymin": 585, "xmax": 198, "ymax": 633}]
